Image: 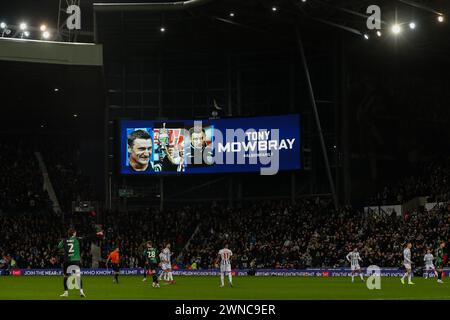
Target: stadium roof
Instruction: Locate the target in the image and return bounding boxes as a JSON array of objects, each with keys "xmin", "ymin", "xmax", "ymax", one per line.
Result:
[{"xmin": 0, "ymin": 38, "xmax": 103, "ymax": 66}]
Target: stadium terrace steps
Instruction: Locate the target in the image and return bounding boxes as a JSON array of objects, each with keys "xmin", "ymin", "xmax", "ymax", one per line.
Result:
[
  {"xmin": 34, "ymin": 151, "xmax": 62, "ymax": 214},
  {"xmin": 178, "ymin": 224, "xmax": 201, "ymax": 261}
]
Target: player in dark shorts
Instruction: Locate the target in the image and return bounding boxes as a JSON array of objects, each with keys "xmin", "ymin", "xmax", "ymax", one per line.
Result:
[
  {"xmin": 141, "ymin": 241, "xmax": 160, "ymax": 288},
  {"xmin": 57, "ymin": 227, "xmax": 103, "ymax": 297},
  {"xmin": 436, "ymin": 241, "xmax": 446, "ymax": 283},
  {"xmin": 106, "ymin": 247, "xmax": 120, "ymax": 284}
]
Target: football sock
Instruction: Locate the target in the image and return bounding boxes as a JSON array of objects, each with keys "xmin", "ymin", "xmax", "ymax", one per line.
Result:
[{"xmin": 63, "ymin": 276, "xmax": 68, "ymax": 291}]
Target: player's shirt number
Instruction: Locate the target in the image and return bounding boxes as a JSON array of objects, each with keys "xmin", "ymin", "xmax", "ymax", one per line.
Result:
[{"xmin": 68, "ymin": 243, "xmax": 75, "ymax": 253}]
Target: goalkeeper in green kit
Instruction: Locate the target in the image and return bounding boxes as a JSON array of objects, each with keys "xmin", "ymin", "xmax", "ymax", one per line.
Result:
[
  {"xmin": 436, "ymin": 241, "xmax": 446, "ymax": 283},
  {"xmin": 57, "ymin": 227, "xmax": 104, "ymax": 297}
]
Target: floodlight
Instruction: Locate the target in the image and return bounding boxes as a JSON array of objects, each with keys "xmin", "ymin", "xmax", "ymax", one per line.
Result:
[{"xmin": 391, "ymin": 24, "xmax": 401, "ymax": 34}]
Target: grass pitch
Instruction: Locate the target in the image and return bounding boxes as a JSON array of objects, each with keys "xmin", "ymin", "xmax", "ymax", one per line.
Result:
[{"xmin": 1, "ymin": 276, "xmax": 450, "ymax": 300}]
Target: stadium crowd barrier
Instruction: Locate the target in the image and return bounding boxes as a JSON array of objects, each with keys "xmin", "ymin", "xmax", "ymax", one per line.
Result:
[{"xmin": 1, "ymin": 268, "xmax": 448, "ymax": 277}]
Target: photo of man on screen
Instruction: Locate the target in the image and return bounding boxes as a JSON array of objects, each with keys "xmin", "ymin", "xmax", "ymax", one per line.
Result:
[
  {"xmin": 153, "ymin": 124, "xmax": 185, "ymax": 172},
  {"xmin": 186, "ymin": 126, "xmax": 214, "ymax": 167},
  {"xmin": 161, "ymin": 143, "xmax": 185, "ymax": 172},
  {"xmin": 127, "ymin": 129, "xmax": 161, "ymax": 172}
]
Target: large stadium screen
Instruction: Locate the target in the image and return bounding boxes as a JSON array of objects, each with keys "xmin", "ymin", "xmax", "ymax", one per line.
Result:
[{"xmin": 120, "ymin": 114, "xmax": 300, "ymax": 175}]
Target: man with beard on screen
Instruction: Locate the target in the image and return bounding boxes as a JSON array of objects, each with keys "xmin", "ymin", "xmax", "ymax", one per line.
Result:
[{"xmin": 127, "ymin": 129, "xmax": 162, "ymax": 172}]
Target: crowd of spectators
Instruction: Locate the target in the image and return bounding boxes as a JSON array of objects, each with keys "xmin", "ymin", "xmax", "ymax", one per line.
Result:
[
  {"xmin": 99, "ymin": 207, "xmax": 200, "ymax": 268},
  {"xmin": 1, "ymin": 199, "xmax": 450, "ymax": 271},
  {"xmin": 368, "ymin": 156, "xmax": 450, "ymax": 206},
  {"xmin": 43, "ymin": 145, "xmax": 95, "ymax": 212},
  {"xmin": 180, "ymin": 201, "xmax": 450, "ymax": 269},
  {"xmin": 0, "ymin": 212, "xmax": 63, "ymax": 269},
  {"xmin": 1, "ymin": 141, "xmax": 449, "ymax": 271},
  {"xmin": 0, "ymin": 142, "xmax": 50, "ymax": 213},
  {"xmin": 181, "ymin": 199, "xmax": 322, "ymax": 269},
  {"xmin": 305, "ymin": 203, "xmax": 450, "ymax": 268}
]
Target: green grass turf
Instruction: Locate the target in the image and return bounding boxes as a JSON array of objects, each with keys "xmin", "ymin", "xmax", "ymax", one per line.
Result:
[{"xmin": 1, "ymin": 276, "xmax": 450, "ymax": 300}]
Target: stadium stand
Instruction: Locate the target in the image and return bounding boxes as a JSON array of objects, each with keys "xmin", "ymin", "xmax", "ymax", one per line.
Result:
[
  {"xmin": 0, "ymin": 148, "xmax": 449, "ymax": 270},
  {"xmin": 0, "ymin": 141, "xmax": 50, "ymax": 213},
  {"xmin": 43, "ymin": 144, "xmax": 95, "ymax": 213},
  {"xmin": 368, "ymin": 156, "xmax": 450, "ymax": 206}
]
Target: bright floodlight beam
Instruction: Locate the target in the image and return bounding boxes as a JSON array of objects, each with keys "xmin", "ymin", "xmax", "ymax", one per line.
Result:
[
  {"xmin": 409, "ymin": 22, "xmax": 416, "ymax": 29},
  {"xmin": 391, "ymin": 24, "xmax": 401, "ymax": 34},
  {"xmin": 19, "ymin": 22, "xmax": 27, "ymax": 30},
  {"xmin": 438, "ymin": 15, "xmax": 444, "ymax": 23}
]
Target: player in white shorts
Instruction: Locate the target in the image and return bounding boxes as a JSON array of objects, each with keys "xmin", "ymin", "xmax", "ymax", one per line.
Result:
[
  {"xmin": 423, "ymin": 249, "xmax": 437, "ymax": 279},
  {"xmin": 158, "ymin": 251, "xmax": 169, "ymax": 282},
  {"xmin": 346, "ymin": 248, "xmax": 364, "ymax": 282},
  {"xmin": 161, "ymin": 243, "xmax": 175, "ymax": 284},
  {"xmin": 401, "ymin": 242, "xmax": 414, "ymax": 285},
  {"xmin": 216, "ymin": 244, "xmax": 233, "ymax": 287}
]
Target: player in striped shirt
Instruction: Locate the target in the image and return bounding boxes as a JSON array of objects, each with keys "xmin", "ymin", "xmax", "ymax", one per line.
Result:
[
  {"xmin": 158, "ymin": 251, "xmax": 168, "ymax": 282},
  {"xmin": 401, "ymin": 242, "xmax": 414, "ymax": 285},
  {"xmin": 161, "ymin": 243, "xmax": 175, "ymax": 284},
  {"xmin": 423, "ymin": 249, "xmax": 437, "ymax": 279},
  {"xmin": 346, "ymin": 248, "xmax": 364, "ymax": 282},
  {"xmin": 216, "ymin": 244, "xmax": 233, "ymax": 287}
]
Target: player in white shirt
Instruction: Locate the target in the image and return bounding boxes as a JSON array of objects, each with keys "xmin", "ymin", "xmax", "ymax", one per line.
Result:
[
  {"xmin": 216, "ymin": 244, "xmax": 233, "ymax": 287},
  {"xmin": 346, "ymin": 248, "xmax": 364, "ymax": 282},
  {"xmin": 158, "ymin": 251, "xmax": 169, "ymax": 282},
  {"xmin": 401, "ymin": 242, "xmax": 415, "ymax": 285},
  {"xmin": 161, "ymin": 243, "xmax": 175, "ymax": 284},
  {"xmin": 423, "ymin": 248, "xmax": 438, "ymax": 279}
]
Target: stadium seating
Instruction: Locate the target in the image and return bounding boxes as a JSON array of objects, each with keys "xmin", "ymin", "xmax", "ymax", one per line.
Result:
[
  {"xmin": 0, "ymin": 142, "xmax": 51, "ymax": 213},
  {"xmin": 43, "ymin": 145, "xmax": 95, "ymax": 213},
  {"xmin": 0, "ymin": 148, "xmax": 449, "ymax": 270},
  {"xmin": 368, "ymin": 156, "xmax": 450, "ymax": 205}
]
